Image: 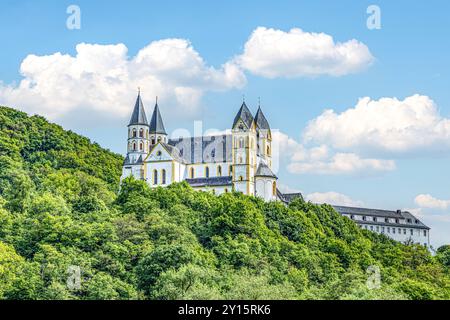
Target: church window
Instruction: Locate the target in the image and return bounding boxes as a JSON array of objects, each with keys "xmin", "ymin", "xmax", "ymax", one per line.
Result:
[
  {"xmin": 139, "ymin": 129, "xmax": 144, "ymax": 138},
  {"xmin": 267, "ymin": 146, "xmax": 270, "ymax": 156},
  {"xmin": 373, "ymin": 217, "xmax": 377, "ymax": 222},
  {"xmin": 139, "ymin": 142, "xmax": 143, "ymax": 151},
  {"xmin": 217, "ymin": 165, "xmax": 222, "ymax": 176},
  {"xmin": 156, "ymin": 150, "xmax": 162, "ymax": 156},
  {"xmin": 239, "ymin": 138, "xmax": 244, "ymax": 148},
  {"xmin": 162, "ymin": 169, "xmax": 166, "ymax": 184},
  {"xmin": 132, "ymin": 129, "xmax": 137, "ymax": 138},
  {"xmin": 152, "ymin": 138, "xmax": 156, "ymax": 145},
  {"xmin": 385, "ymin": 218, "xmax": 389, "ymax": 223},
  {"xmin": 387, "ymin": 227, "xmax": 390, "ymax": 233},
  {"xmin": 362, "ymin": 216, "xmax": 366, "ymax": 221},
  {"xmin": 153, "ymin": 170, "xmax": 158, "ymax": 185},
  {"xmin": 132, "ymin": 142, "xmax": 137, "ymax": 151},
  {"xmin": 272, "ymin": 181, "xmax": 276, "ymax": 196},
  {"xmin": 229, "ymin": 165, "xmax": 233, "ymax": 175},
  {"xmin": 205, "ymin": 166, "xmax": 210, "ymax": 178},
  {"xmin": 190, "ymin": 167, "xmax": 195, "ymax": 179},
  {"xmin": 239, "ymin": 176, "xmax": 243, "ymax": 181},
  {"xmin": 157, "ymin": 137, "xmax": 162, "ymax": 142},
  {"xmin": 423, "ymin": 230, "xmax": 427, "ymax": 236}
]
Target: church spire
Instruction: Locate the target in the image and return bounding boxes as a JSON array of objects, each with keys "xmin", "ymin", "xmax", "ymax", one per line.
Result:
[
  {"xmin": 255, "ymin": 104, "xmax": 270, "ymax": 131},
  {"xmin": 128, "ymin": 90, "xmax": 149, "ymax": 126},
  {"xmin": 149, "ymin": 97, "xmax": 167, "ymax": 135}
]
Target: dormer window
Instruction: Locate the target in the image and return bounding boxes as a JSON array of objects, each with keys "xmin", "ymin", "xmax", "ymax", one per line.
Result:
[{"xmin": 373, "ymin": 217, "xmax": 377, "ymax": 222}]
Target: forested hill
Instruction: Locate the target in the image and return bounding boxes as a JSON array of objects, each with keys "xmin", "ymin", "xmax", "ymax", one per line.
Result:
[{"xmin": 0, "ymin": 105, "xmax": 449, "ymax": 300}]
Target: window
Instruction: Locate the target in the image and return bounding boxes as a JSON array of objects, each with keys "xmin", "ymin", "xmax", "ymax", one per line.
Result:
[
  {"xmin": 162, "ymin": 169, "xmax": 166, "ymax": 184},
  {"xmin": 139, "ymin": 142, "xmax": 143, "ymax": 151},
  {"xmin": 403, "ymin": 229, "xmax": 406, "ymax": 235},
  {"xmin": 156, "ymin": 150, "xmax": 162, "ymax": 156},
  {"xmin": 205, "ymin": 166, "xmax": 210, "ymax": 178},
  {"xmin": 157, "ymin": 137, "xmax": 162, "ymax": 142},
  {"xmin": 350, "ymin": 215, "xmax": 355, "ymax": 220},
  {"xmin": 239, "ymin": 138, "xmax": 244, "ymax": 148},
  {"xmin": 362, "ymin": 216, "xmax": 367, "ymax": 221},
  {"xmin": 370, "ymin": 226, "xmax": 374, "ymax": 231},
  {"xmin": 225, "ymin": 188, "xmax": 229, "ymax": 193},
  {"xmin": 423, "ymin": 230, "xmax": 427, "ymax": 237},
  {"xmin": 153, "ymin": 170, "xmax": 158, "ymax": 185},
  {"xmin": 132, "ymin": 142, "xmax": 137, "ymax": 151},
  {"xmin": 381, "ymin": 227, "xmax": 385, "ymax": 233},
  {"xmin": 217, "ymin": 165, "xmax": 222, "ymax": 176},
  {"xmin": 190, "ymin": 167, "xmax": 194, "ymax": 179},
  {"xmin": 267, "ymin": 146, "xmax": 270, "ymax": 155},
  {"xmin": 132, "ymin": 129, "xmax": 137, "ymax": 137},
  {"xmin": 387, "ymin": 227, "xmax": 390, "ymax": 233},
  {"xmin": 239, "ymin": 176, "xmax": 243, "ymax": 181},
  {"xmin": 229, "ymin": 165, "xmax": 233, "ymax": 175},
  {"xmin": 373, "ymin": 217, "xmax": 377, "ymax": 222},
  {"xmin": 407, "ymin": 218, "xmax": 412, "ymax": 223},
  {"xmin": 139, "ymin": 128, "xmax": 144, "ymax": 138},
  {"xmin": 398, "ymin": 228, "xmax": 401, "ymax": 234},
  {"xmin": 272, "ymin": 181, "xmax": 276, "ymax": 196},
  {"xmin": 151, "ymin": 138, "xmax": 156, "ymax": 145},
  {"xmin": 395, "ymin": 219, "xmax": 399, "ymax": 224},
  {"xmin": 385, "ymin": 218, "xmax": 389, "ymax": 223},
  {"xmin": 393, "ymin": 228, "xmax": 396, "ymax": 234},
  {"xmin": 410, "ymin": 229, "xmax": 413, "ymax": 236},
  {"xmin": 415, "ymin": 220, "xmax": 419, "ymax": 224}
]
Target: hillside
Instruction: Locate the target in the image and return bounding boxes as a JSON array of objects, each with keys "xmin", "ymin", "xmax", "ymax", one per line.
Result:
[{"xmin": 0, "ymin": 105, "xmax": 449, "ymax": 300}]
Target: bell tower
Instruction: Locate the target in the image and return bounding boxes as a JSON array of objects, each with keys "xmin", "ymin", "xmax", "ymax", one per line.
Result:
[
  {"xmin": 148, "ymin": 97, "xmax": 168, "ymax": 149},
  {"xmin": 232, "ymin": 101, "xmax": 257, "ymax": 195}
]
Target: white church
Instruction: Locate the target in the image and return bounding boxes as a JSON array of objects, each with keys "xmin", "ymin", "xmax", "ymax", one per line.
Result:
[{"xmin": 121, "ymin": 92, "xmax": 430, "ymax": 247}]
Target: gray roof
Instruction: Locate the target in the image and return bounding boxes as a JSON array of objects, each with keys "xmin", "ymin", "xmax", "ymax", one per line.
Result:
[
  {"xmin": 255, "ymin": 162, "xmax": 277, "ymax": 178},
  {"xmin": 254, "ymin": 107, "xmax": 270, "ymax": 131},
  {"xmin": 232, "ymin": 102, "xmax": 254, "ymax": 129},
  {"xmin": 123, "ymin": 154, "xmax": 143, "ymax": 166},
  {"xmin": 158, "ymin": 142, "xmax": 185, "ymax": 163},
  {"xmin": 128, "ymin": 93, "xmax": 149, "ymax": 126},
  {"xmin": 168, "ymin": 134, "xmax": 232, "ymax": 164},
  {"xmin": 185, "ymin": 176, "xmax": 232, "ymax": 187},
  {"xmin": 149, "ymin": 103, "xmax": 167, "ymax": 134},
  {"xmin": 333, "ymin": 205, "xmax": 430, "ymax": 229},
  {"xmin": 277, "ymin": 189, "xmax": 304, "ymax": 204}
]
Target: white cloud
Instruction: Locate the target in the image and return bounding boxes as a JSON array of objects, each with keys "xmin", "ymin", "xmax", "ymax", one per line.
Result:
[
  {"xmin": 272, "ymin": 131, "xmax": 395, "ymax": 175},
  {"xmin": 306, "ymin": 192, "xmax": 364, "ymax": 207},
  {"xmin": 236, "ymin": 27, "xmax": 374, "ymax": 78},
  {"xmin": 277, "ymin": 183, "xmax": 303, "ymax": 194},
  {"xmin": 414, "ymin": 194, "xmax": 450, "ymax": 210},
  {"xmin": 0, "ymin": 40, "xmax": 246, "ymax": 122},
  {"xmin": 304, "ymin": 95, "xmax": 450, "ymax": 155}
]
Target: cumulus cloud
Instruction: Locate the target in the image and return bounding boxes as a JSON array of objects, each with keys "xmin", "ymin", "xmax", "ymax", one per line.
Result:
[
  {"xmin": 272, "ymin": 131, "xmax": 395, "ymax": 175},
  {"xmin": 306, "ymin": 192, "xmax": 364, "ymax": 207},
  {"xmin": 414, "ymin": 194, "xmax": 450, "ymax": 210},
  {"xmin": 0, "ymin": 40, "xmax": 246, "ymax": 122},
  {"xmin": 236, "ymin": 27, "xmax": 374, "ymax": 78},
  {"xmin": 303, "ymin": 95, "xmax": 450, "ymax": 155}
]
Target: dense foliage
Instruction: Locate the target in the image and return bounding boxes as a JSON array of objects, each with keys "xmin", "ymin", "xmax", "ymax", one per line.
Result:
[{"xmin": 0, "ymin": 106, "xmax": 449, "ymax": 300}]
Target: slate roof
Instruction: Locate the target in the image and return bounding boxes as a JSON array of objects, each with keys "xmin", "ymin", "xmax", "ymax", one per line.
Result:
[
  {"xmin": 255, "ymin": 162, "xmax": 277, "ymax": 178},
  {"xmin": 155, "ymin": 142, "xmax": 186, "ymax": 163},
  {"xmin": 149, "ymin": 103, "xmax": 167, "ymax": 134},
  {"xmin": 232, "ymin": 102, "xmax": 254, "ymax": 129},
  {"xmin": 185, "ymin": 176, "xmax": 232, "ymax": 187},
  {"xmin": 168, "ymin": 135, "xmax": 232, "ymax": 164},
  {"xmin": 332, "ymin": 205, "xmax": 430, "ymax": 229},
  {"xmin": 254, "ymin": 107, "xmax": 270, "ymax": 131},
  {"xmin": 277, "ymin": 189, "xmax": 304, "ymax": 204},
  {"xmin": 123, "ymin": 154, "xmax": 143, "ymax": 166},
  {"xmin": 128, "ymin": 93, "xmax": 149, "ymax": 126}
]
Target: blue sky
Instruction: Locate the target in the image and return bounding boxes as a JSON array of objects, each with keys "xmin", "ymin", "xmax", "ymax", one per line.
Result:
[{"xmin": 1, "ymin": 0, "xmax": 449, "ymax": 247}]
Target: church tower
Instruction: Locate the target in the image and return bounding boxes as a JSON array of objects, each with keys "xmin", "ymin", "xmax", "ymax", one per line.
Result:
[
  {"xmin": 254, "ymin": 105, "xmax": 272, "ymax": 168},
  {"xmin": 148, "ymin": 97, "xmax": 167, "ymax": 149},
  {"xmin": 123, "ymin": 90, "xmax": 150, "ymax": 180},
  {"xmin": 232, "ymin": 101, "xmax": 257, "ymax": 195}
]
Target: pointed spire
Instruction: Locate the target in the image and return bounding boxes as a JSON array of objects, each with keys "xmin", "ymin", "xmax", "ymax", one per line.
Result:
[
  {"xmin": 128, "ymin": 90, "xmax": 149, "ymax": 126},
  {"xmin": 232, "ymin": 99, "xmax": 254, "ymax": 129},
  {"xmin": 149, "ymin": 97, "xmax": 167, "ymax": 135},
  {"xmin": 255, "ymin": 104, "xmax": 270, "ymax": 130}
]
